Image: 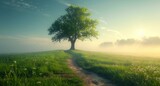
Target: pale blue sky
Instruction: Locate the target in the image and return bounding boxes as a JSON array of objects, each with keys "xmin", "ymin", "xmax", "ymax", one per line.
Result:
[{"xmin": 1, "ymin": 0, "xmax": 160, "ymax": 53}]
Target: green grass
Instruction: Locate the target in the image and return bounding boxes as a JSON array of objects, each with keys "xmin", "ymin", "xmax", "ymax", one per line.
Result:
[
  {"xmin": 0, "ymin": 51, "xmax": 82, "ymax": 86},
  {"xmin": 1, "ymin": 50, "xmax": 160, "ymax": 86},
  {"xmin": 69, "ymin": 50, "xmax": 160, "ymax": 86}
]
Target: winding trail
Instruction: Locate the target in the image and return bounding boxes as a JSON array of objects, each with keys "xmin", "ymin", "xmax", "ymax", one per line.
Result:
[{"xmin": 67, "ymin": 58, "xmax": 116, "ymax": 86}]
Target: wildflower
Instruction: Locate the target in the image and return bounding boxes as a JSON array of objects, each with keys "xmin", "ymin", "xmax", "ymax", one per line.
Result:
[
  {"xmin": 37, "ymin": 81, "xmax": 41, "ymax": 84},
  {"xmin": 32, "ymin": 67, "xmax": 36, "ymax": 70},
  {"xmin": 24, "ymin": 68, "xmax": 27, "ymax": 71},
  {"xmin": 13, "ymin": 61, "xmax": 16, "ymax": 64},
  {"xmin": 39, "ymin": 73, "xmax": 42, "ymax": 76}
]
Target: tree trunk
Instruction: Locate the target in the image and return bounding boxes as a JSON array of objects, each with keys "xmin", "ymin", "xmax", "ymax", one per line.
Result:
[{"xmin": 70, "ymin": 40, "xmax": 75, "ymax": 50}]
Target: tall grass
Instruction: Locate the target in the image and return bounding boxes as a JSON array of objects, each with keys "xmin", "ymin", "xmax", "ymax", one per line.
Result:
[
  {"xmin": 0, "ymin": 51, "xmax": 82, "ymax": 86},
  {"xmin": 69, "ymin": 50, "xmax": 160, "ymax": 86}
]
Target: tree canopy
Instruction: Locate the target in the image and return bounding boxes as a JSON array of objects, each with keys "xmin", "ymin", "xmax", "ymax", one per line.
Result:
[{"xmin": 48, "ymin": 5, "xmax": 98, "ymax": 50}]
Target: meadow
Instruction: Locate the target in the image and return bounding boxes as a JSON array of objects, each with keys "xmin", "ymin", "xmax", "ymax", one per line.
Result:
[
  {"xmin": 69, "ymin": 50, "xmax": 160, "ymax": 86},
  {"xmin": 0, "ymin": 50, "xmax": 160, "ymax": 86},
  {"xmin": 0, "ymin": 51, "xmax": 82, "ymax": 86}
]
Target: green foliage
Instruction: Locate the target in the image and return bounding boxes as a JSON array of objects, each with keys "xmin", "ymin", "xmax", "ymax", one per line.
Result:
[
  {"xmin": 0, "ymin": 51, "xmax": 83, "ymax": 86},
  {"xmin": 70, "ymin": 50, "xmax": 160, "ymax": 86},
  {"xmin": 48, "ymin": 5, "xmax": 98, "ymax": 49}
]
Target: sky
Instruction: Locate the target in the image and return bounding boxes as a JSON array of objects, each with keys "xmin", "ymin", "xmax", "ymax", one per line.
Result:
[{"xmin": 1, "ymin": 0, "xmax": 160, "ymax": 55}]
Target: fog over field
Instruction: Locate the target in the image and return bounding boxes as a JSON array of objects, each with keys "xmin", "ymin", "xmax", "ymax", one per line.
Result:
[
  {"xmin": 98, "ymin": 37, "xmax": 160, "ymax": 57},
  {"xmin": 1, "ymin": 35, "xmax": 160, "ymax": 58},
  {"xmin": 68, "ymin": 36, "xmax": 160, "ymax": 57},
  {"xmin": 99, "ymin": 45, "xmax": 160, "ymax": 58}
]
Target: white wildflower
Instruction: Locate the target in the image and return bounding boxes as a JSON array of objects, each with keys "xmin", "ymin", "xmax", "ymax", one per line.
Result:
[
  {"xmin": 37, "ymin": 81, "xmax": 41, "ymax": 84},
  {"xmin": 24, "ymin": 68, "xmax": 27, "ymax": 70},
  {"xmin": 13, "ymin": 61, "xmax": 16, "ymax": 64}
]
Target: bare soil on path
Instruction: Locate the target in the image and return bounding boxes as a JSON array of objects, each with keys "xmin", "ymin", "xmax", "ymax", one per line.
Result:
[{"xmin": 67, "ymin": 58, "xmax": 116, "ymax": 86}]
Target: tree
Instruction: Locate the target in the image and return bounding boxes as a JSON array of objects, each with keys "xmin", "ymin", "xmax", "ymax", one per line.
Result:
[{"xmin": 48, "ymin": 5, "xmax": 98, "ymax": 50}]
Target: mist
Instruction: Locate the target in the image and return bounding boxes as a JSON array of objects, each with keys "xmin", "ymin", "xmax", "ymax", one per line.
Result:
[
  {"xmin": 98, "ymin": 37, "xmax": 160, "ymax": 58},
  {"xmin": 98, "ymin": 45, "xmax": 160, "ymax": 58}
]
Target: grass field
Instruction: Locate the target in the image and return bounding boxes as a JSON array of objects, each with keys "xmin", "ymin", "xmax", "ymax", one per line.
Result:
[
  {"xmin": 0, "ymin": 50, "xmax": 160, "ymax": 86},
  {"xmin": 0, "ymin": 51, "xmax": 82, "ymax": 86},
  {"xmin": 69, "ymin": 50, "xmax": 160, "ymax": 86}
]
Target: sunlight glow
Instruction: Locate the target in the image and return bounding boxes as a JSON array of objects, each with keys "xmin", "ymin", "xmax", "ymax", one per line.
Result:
[
  {"xmin": 137, "ymin": 29, "xmax": 145, "ymax": 37},
  {"xmin": 135, "ymin": 28, "xmax": 146, "ymax": 38}
]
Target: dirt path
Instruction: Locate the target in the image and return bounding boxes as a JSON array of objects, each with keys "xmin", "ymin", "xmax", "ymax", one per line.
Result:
[{"xmin": 67, "ymin": 58, "xmax": 116, "ymax": 86}]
